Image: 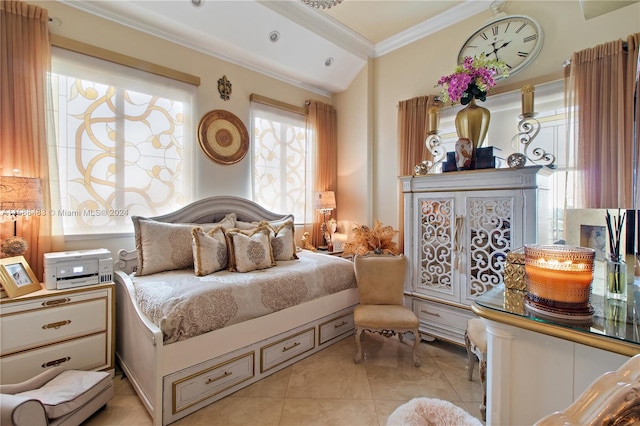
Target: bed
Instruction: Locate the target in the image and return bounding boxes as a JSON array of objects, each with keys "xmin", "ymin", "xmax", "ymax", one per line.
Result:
[{"xmin": 113, "ymin": 196, "xmax": 359, "ymax": 425}]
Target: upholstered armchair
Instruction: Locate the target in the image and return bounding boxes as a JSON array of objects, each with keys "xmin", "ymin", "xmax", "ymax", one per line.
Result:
[
  {"xmin": 0, "ymin": 367, "xmax": 113, "ymax": 426},
  {"xmin": 353, "ymin": 253, "xmax": 421, "ymax": 367}
]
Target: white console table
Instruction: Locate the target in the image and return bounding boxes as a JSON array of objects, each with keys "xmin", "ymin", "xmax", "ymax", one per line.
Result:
[{"xmin": 473, "ymin": 285, "xmax": 639, "ymax": 425}]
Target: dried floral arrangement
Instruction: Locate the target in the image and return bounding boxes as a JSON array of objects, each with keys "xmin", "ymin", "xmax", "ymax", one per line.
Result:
[{"xmin": 342, "ymin": 220, "xmax": 399, "ymax": 256}]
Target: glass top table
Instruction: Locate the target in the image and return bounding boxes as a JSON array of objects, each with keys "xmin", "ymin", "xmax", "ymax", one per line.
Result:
[{"xmin": 472, "ymin": 284, "xmax": 640, "ymax": 356}]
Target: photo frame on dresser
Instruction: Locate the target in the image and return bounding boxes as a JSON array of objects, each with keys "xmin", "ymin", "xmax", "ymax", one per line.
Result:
[
  {"xmin": 0, "ymin": 255, "xmax": 41, "ymax": 298},
  {"xmin": 565, "ymin": 209, "xmax": 629, "ymax": 261}
]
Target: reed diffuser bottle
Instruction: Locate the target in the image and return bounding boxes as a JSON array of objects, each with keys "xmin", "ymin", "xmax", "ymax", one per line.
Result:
[{"xmin": 606, "ymin": 210, "xmax": 627, "ymax": 301}]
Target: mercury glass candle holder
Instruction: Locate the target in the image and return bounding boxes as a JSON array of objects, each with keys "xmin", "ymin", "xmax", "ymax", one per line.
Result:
[{"xmin": 524, "ymin": 245, "xmax": 596, "ymax": 316}]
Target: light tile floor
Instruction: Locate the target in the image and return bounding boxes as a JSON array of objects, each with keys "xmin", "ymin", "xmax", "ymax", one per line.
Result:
[{"xmin": 84, "ymin": 333, "xmax": 484, "ymax": 425}]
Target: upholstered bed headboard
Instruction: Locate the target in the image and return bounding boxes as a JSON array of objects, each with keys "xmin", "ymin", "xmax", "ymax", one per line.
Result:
[{"xmin": 115, "ymin": 196, "xmax": 292, "ymax": 273}]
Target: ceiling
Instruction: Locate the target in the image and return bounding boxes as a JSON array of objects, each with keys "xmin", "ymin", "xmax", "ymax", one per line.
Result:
[
  {"xmin": 60, "ymin": 0, "xmax": 494, "ymax": 95},
  {"xmin": 58, "ymin": 0, "xmax": 637, "ymax": 96}
]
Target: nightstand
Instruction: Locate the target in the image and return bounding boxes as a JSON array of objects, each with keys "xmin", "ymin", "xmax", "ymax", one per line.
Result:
[{"xmin": 0, "ymin": 282, "xmax": 115, "ymax": 384}]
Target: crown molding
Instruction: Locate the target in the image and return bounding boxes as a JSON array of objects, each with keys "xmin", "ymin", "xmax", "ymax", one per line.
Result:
[{"xmin": 375, "ymin": 1, "xmax": 489, "ymax": 57}]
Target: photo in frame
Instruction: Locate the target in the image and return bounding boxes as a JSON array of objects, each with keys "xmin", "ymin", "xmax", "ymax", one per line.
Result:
[
  {"xmin": 0, "ymin": 256, "xmax": 41, "ymax": 298},
  {"xmin": 565, "ymin": 209, "xmax": 629, "ymax": 261}
]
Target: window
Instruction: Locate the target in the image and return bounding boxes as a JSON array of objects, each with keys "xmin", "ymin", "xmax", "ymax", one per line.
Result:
[
  {"xmin": 251, "ymin": 101, "xmax": 312, "ymax": 223},
  {"xmin": 49, "ymin": 48, "xmax": 195, "ymax": 235}
]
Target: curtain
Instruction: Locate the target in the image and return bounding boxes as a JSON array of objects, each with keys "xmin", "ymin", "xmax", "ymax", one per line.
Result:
[
  {"xmin": 397, "ymin": 95, "xmax": 439, "ymax": 252},
  {"xmin": 306, "ymin": 100, "xmax": 337, "ymax": 246},
  {"xmin": 565, "ymin": 33, "xmax": 640, "ymax": 209},
  {"xmin": 0, "ymin": 0, "xmax": 53, "ymax": 280}
]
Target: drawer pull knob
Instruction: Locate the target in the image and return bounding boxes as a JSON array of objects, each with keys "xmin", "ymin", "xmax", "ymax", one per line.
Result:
[
  {"xmin": 206, "ymin": 371, "xmax": 232, "ymax": 384},
  {"xmin": 282, "ymin": 342, "xmax": 300, "ymax": 352},
  {"xmin": 43, "ymin": 320, "xmax": 71, "ymax": 330},
  {"xmin": 42, "ymin": 357, "xmax": 71, "ymax": 368},
  {"xmin": 42, "ymin": 298, "xmax": 70, "ymax": 307},
  {"xmin": 334, "ymin": 321, "xmax": 348, "ymax": 328},
  {"xmin": 420, "ymin": 309, "xmax": 441, "ymax": 317}
]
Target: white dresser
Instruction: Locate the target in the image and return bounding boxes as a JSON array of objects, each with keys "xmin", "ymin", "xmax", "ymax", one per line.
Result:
[
  {"xmin": 400, "ymin": 166, "xmax": 551, "ymax": 345},
  {"xmin": 0, "ymin": 283, "xmax": 115, "ymax": 384}
]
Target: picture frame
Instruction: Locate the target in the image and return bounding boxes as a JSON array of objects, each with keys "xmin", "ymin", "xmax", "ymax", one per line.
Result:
[
  {"xmin": 0, "ymin": 256, "xmax": 41, "ymax": 298},
  {"xmin": 565, "ymin": 209, "xmax": 628, "ymax": 261}
]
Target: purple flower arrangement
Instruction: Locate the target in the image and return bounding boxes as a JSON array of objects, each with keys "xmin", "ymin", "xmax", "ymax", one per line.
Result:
[{"xmin": 436, "ymin": 55, "xmax": 509, "ymax": 105}]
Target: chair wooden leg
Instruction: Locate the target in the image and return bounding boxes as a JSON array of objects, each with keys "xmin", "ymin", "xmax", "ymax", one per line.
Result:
[
  {"xmin": 354, "ymin": 328, "xmax": 363, "ymax": 364},
  {"xmin": 411, "ymin": 329, "xmax": 421, "ymax": 367},
  {"xmin": 464, "ymin": 330, "xmax": 475, "ymax": 381}
]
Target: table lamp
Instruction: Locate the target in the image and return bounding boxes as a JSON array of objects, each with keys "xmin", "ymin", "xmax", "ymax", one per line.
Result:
[
  {"xmin": 0, "ymin": 176, "xmax": 44, "ymax": 257},
  {"xmin": 315, "ymin": 191, "xmax": 336, "ymax": 250}
]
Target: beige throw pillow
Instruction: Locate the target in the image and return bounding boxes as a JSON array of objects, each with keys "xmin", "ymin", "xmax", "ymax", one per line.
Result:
[
  {"xmin": 266, "ymin": 220, "xmax": 298, "ymax": 261},
  {"xmin": 192, "ymin": 226, "xmax": 228, "ymax": 276},
  {"xmin": 133, "ymin": 213, "xmax": 236, "ymax": 276},
  {"xmin": 226, "ymin": 226, "xmax": 275, "ymax": 272}
]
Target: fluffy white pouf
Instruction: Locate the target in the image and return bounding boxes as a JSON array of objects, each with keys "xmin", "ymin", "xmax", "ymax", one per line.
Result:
[{"xmin": 386, "ymin": 397, "xmax": 483, "ymax": 426}]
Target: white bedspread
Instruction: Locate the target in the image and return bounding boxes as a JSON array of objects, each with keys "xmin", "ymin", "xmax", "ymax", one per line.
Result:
[{"xmin": 132, "ymin": 250, "xmax": 356, "ymax": 344}]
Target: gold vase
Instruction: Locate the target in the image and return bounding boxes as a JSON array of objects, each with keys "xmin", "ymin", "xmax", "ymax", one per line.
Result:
[{"xmin": 455, "ymin": 98, "xmax": 490, "ymax": 148}]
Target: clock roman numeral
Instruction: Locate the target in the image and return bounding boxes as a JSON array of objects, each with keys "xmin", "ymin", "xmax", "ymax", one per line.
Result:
[
  {"xmin": 524, "ymin": 34, "xmax": 537, "ymax": 43},
  {"xmin": 480, "ymin": 32, "xmax": 489, "ymax": 40},
  {"xmin": 517, "ymin": 51, "xmax": 529, "ymax": 58},
  {"xmin": 515, "ymin": 23, "xmax": 528, "ymax": 33},
  {"xmin": 504, "ymin": 22, "xmax": 511, "ymax": 33},
  {"xmin": 492, "ymin": 26, "xmax": 499, "ymax": 36},
  {"xmin": 505, "ymin": 63, "xmax": 513, "ymax": 69}
]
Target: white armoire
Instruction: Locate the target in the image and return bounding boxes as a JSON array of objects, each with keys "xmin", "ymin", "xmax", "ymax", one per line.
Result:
[{"xmin": 400, "ymin": 166, "xmax": 551, "ymax": 345}]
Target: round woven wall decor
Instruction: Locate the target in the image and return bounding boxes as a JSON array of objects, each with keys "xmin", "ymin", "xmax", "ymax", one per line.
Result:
[{"xmin": 197, "ymin": 110, "xmax": 249, "ymax": 164}]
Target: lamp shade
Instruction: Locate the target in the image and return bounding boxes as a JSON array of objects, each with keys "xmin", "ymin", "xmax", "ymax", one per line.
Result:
[
  {"xmin": 315, "ymin": 191, "xmax": 336, "ymax": 211},
  {"xmin": 0, "ymin": 176, "xmax": 44, "ymax": 211}
]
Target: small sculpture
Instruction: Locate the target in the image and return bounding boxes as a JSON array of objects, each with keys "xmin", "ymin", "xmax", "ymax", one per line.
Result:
[{"xmin": 301, "ymin": 232, "xmax": 316, "ymax": 251}]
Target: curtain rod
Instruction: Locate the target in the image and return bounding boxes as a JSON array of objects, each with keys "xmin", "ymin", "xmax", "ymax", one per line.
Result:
[
  {"xmin": 564, "ymin": 41, "xmax": 629, "ymax": 67},
  {"xmin": 250, "ymin": 94, "xmax": 307, "ymax": 115}
]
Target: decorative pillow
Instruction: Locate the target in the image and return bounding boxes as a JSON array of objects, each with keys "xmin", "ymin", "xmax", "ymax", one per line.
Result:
[
  {"xmin": 265, "ymin": 219, "xmax": 298, "ymax": 261},
  {"xmin": 133, "ymin": 213, "xmax": 236, "ymax": 276},
  {"xmin": 192, "ymin": 226, "xmax": 228, "ymax": 276},
  {"xmin": 226, "ymin": 226, "xmax": 275, "ymax": 273},
  {"xmin": 235, "ymin": 215, "xmax": 295, "ymax": 231}
]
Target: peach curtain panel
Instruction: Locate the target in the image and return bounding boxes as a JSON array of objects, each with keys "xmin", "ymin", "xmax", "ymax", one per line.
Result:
[
  {"xmin": 307, "ymin": 100, "xmax": 337, "ymax": 246},
  {"xmin": 397, "ymin": 95, "xmax": 439, "ymax": 252},
  {"xmin": 565, "ymin": 33, "xmax": 640, "ymax": 209},
  {"xmin": 0, "ymin": 0, "xmax": 53, "ymax": 280}
]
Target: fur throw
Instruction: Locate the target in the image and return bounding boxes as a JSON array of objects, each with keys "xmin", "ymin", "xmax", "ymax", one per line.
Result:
[{"xmin": 387, "ymin": 398, "xmax": 482, "ymax": 426}]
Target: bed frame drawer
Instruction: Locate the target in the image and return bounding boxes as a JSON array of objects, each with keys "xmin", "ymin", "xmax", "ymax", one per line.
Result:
[
  {"xmin": 260, "ymin": 327, "xmax": 315, "ymax": 373},
  {"xmin": 319, "ymin": 311, "xmax": 354, "ymax": 345},
  {"xmin": 170, "ymin": 351, "xmax": 255, "ymax": 415}
]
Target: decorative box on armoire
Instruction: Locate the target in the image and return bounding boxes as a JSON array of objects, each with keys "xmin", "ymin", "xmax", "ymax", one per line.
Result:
[{"xmin": 400, "ymin": 166, "xmax": 551, "ymax": 345}]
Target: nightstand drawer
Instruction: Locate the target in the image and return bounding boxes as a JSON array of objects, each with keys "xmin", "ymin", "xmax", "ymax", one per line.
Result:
[
  {"xmin": 1, "ymin": 298, "xmax": 108, "ymax": 355},
  {"xmin": 1, "ymin": 333, "xmax": 108, "ymax": 384},
  {"xmin": 319, "ymin": 312, "xmax": 354, "ymax": 345},
  {"xmin": 260, "ymin": 328, "xmax": 315, "ymax": 373}
]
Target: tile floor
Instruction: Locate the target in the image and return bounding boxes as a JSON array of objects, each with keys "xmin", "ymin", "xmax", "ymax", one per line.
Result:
[{"xmin": 84, "ymin": 333, "xmax": 484, "ymax": 425}]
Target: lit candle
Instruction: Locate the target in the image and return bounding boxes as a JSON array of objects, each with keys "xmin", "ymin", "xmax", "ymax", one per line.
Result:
[
  {"xmin": 428, "ymin": 106, "xmax": 440, "ymax": 133},
  {"xmin": 521, "ymin": 84, "xmax": 535, "ymax": 117}
]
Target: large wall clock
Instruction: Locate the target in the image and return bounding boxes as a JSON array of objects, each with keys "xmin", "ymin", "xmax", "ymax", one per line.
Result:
[{"xmin": 457, "ymin": 15, "xmax": 544, "ymax": 77}]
